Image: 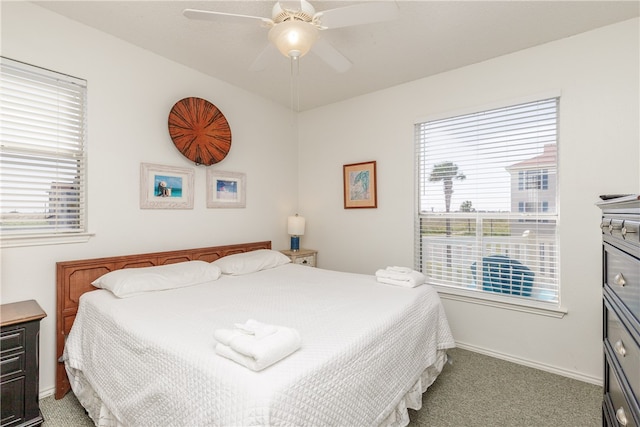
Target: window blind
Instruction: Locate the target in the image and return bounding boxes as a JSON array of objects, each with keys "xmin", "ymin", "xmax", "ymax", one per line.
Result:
[
  {"xmin": 1, "ymin": 57, "xmax": 87, "ymax": 238},
  {"xmin": 415, "ymin": 97, "xmax": 559, "ymax": 304}
]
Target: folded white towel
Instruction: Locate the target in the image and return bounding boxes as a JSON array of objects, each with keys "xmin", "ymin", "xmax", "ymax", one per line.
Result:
[
  {"xmin": 375, "ymin": 269, "xmax": 426, "ymax": 288},
  {"xmin": 216, "ymin": 343, "xmax": 262, "ymax": 371},
  {"xmin": 386, "ymin": 266, "xmax": 413, "ymax": 274},
  {"xmin": 214, "ymin": 321, "xmax": 301, "ymax": 371}
]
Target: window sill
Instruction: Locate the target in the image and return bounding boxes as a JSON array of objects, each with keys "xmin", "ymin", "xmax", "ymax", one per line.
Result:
[
  {"xmin": 1, "ymin": 232, "xmax": 95, "ymax": 248},
  {"xmin": 433, "ymin": 285, "xmax": 567, "ymax": 318}
]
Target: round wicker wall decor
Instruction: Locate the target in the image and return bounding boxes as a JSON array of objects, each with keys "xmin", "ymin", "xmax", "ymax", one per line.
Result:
[{"xmin": 168, "ymin": 97, "xmax": 232, "ymax": 165}]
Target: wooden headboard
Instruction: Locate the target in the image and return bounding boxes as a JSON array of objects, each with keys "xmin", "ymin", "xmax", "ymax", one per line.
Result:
[{"xmin": 55, "ymin": 240, "xmax": 271, "ymax": 399}]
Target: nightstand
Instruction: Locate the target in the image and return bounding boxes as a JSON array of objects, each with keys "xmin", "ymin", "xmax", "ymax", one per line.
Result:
[
  {"xmin": 1, "ymin": 300, "xmax": 47, "ymax": 427},
  {"xmin": 280, "ymin": 249, "xmax": 317, "ymax": 267}
]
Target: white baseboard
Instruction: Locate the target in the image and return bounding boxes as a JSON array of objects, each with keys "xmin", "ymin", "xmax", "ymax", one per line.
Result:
[
  {"xmin": 39, "ymin": 386, "xmax": 56, "ymax": 400},
  {"xmin": 454, "ymin": 341, "xmax": 603, "ymax": 386}
]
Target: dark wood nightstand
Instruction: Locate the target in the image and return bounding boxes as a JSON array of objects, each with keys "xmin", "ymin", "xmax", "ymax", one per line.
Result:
[{"xmin": 1, "ymin": 300, "xmax": 47, "ymax": 427}]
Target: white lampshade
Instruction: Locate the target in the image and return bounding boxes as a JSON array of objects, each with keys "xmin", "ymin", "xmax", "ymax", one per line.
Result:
[
  {"xmin": 287, "ymin": 215, "xmax": 306, "ymax": 236},
  {"xmin": 268, "ymin": 21, "xmax": 318, "ymax": 58}
]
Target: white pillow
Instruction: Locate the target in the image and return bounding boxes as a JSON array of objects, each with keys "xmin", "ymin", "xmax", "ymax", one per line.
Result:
[
  {"xmin": 92, "ymin": 260, "xmax": 222, "ymax": 298},
  {"xmin": 212, "ymin": 249, "xmax": 291, "ymax": 275}
]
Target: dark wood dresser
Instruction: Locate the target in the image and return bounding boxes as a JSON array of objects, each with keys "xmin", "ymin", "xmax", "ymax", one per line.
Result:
[
  {"xmin": 1, "ymin": 300, "xmax": 47, "ymax": 427},
  {"xmin": 598, "ymin": 195, "xmax": 640, "ymax": 427}
]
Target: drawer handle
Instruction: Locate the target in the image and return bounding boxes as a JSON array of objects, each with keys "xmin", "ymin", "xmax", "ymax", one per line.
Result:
[
  {"xmin": 613, "ymin": 273, "xmax": 626, "ymax": 287},
  {"xmin": 614, "ymin": 340, "xmax": 626, "ymax": 357},
  {"xmin": 621, "ymin": 227, "xmax": 637, "ymax": 237},
  {"xmin": 616, "ymin": 407, "xmax": 628, "ymax": 426}
]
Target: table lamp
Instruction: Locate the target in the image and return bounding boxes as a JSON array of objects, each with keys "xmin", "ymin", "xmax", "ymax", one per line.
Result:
[{"xmin": 287, "ymin": 214, "xmax": 305, "ymax": 252}]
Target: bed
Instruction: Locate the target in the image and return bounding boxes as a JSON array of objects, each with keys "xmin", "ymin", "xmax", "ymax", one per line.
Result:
[{"xmin": 56, "ymin": 241, "xmax": 455, "ymax": 426}]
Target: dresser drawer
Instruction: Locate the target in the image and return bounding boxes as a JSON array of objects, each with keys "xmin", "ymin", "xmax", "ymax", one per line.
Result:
[
  {"xmin": 605, "ymin": 301, "xmax": 640, "ymax": 404},
  {"xmin": 0, "ymin": 352, "xmax": 25, "ymax": 379},
  {"xmin": 602, "ymin": 217, "xmax": 640, "ymax": 251},
  {"xmin": 604, "ymin": 243, "xmax": 640, "ymax": 324},
  {"xmin": 0, "ymin": 328, "xmax": 25, "ymax": 355},
  {"xmin": 606, "ymin": 356, "xmax": 639, "ymax": 427},
  {"xmin": 1, "ymin": 375, "xmax": 26, "ymax": 427}
]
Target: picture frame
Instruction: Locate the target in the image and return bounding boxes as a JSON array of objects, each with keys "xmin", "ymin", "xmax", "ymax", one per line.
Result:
[
  {"xmin": 343, "ymin": 160, "xmax": 377, "ymax": 209},
  {"xmin": 207, "ymin": 170, "xmax": 246, "ymax": 208},
  {"xmin": 140, "ymin": 163, "xmax": 194, "ymax": 209}
]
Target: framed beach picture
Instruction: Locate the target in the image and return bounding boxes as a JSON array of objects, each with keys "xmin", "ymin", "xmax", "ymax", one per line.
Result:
[
  {"xmin": 343, "ymin": 161, "xmax": 377, "ymax": 209},
  {"xmin": 140, "ymin": 163, "xmax": 194, "ymax": 209},
  {"xmin": 207, "ymin": 170, "xmax": 246, "ymax": 208}
]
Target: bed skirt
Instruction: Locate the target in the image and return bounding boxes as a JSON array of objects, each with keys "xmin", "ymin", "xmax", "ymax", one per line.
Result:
[
  {"xmin": 380, "ymin": 349, "xmax": 449, "ymax": 427},
  {"xmin": 66, "ymin": 349, "xmax": 449, "ymax": 427}
]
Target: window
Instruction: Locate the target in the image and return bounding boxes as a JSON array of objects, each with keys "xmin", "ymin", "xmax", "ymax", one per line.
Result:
[
  {"xmin": 518, "ymin": 201, "xmax": 549, "ymax": 213},
  {"xmin": 1, "ymin": 57, "xmax": 88, "ymax": 246},
  {"xmin": 415, "ymin": 97, "xmax": 559, "ymax": 306},
  {"xmin": 519, "ymin": 169, "xmax": 549, "ymax": 190}
]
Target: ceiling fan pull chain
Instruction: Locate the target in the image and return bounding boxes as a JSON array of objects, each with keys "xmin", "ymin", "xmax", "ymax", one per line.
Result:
[
  {"xmin": 295, "ymin": 57, "xmax": 301, "ymax": 112},
  {"xmin": 290, "ymin": 57, "xmax": 295, "ymax": 113},
  {"xmin": 290, "ymin": 56, "xmax": 302, "ymax": 112}
]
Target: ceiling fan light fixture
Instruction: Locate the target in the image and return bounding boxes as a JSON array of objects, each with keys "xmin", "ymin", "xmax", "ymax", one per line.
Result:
[{"xmin": 268, "ymin": 20, "xmax": 318, "ymax": 58}]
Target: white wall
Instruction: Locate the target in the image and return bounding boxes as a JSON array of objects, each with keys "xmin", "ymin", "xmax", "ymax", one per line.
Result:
[
  {"xmin": 298, "ymin": 18, "xmax": 640, "ymax": 383},
  {"xmin": 1, "ymin": 2, "xmax": 299, "ymax": 396}
]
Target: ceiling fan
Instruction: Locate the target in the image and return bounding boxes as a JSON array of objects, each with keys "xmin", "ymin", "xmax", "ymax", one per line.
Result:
[{"xmin": 183, "ymin": 1, "xmax": 399, "ymax": 73}]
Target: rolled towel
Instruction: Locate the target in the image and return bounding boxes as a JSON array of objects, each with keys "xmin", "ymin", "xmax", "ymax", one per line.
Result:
[
  {"xmin": 229, "ymin": 326, "xmax": 301, "ymax": 361},
  {"xmin": 214, "ymin": 322, "xmax": 301, "ymax": 371},
  {"xmin": 235, "ymin": 319, "xmax": 279, "ymax": 339},
  {"xmin": 215, "ymin": 319, "xmax": 278, "ymax": 345},
  {"xmin": 375, "ymin": 269, "xmax": 426, "ymax": 288}
]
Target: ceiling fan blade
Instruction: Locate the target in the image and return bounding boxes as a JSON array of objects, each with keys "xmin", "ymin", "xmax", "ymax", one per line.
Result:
[
  {"xmin": 249, "ymin": 44, "xmax": 278, "ymax": 72},
  {"xmin": 311, "ymin": 38, "xmax": 352, "ymax": 73},
  {"xmin": 183, "ymin": 9, "xmax": 273, "ymax": 26},
  {"xmin": 314, "ymin": 2, "xmax": 399, "ymax": 29}
]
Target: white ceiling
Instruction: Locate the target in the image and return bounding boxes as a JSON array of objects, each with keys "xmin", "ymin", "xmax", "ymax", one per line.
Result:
[{"xmin": 33, "ymin": 1, "xmax": 639, "ymax": 111}]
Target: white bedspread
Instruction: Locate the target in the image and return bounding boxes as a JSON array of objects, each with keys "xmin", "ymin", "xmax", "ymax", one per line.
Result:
[{"xmin": 63, "ymin": 264, "xmax": 454, "ymax": 426}]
